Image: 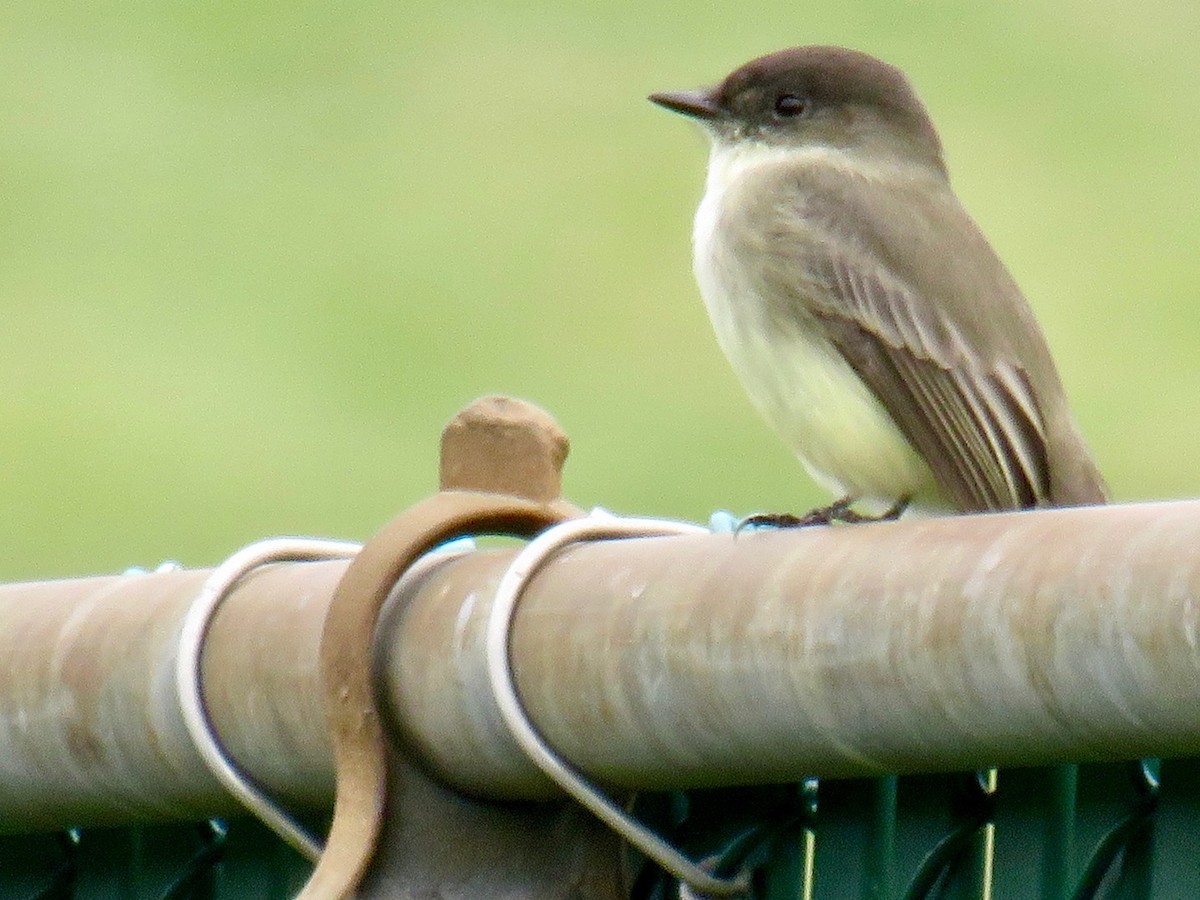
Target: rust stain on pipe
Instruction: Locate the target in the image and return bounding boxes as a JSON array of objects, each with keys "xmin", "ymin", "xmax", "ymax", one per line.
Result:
[{"xmin": 0, "ymin": 560, "xmax": 346, "ymax": 831}]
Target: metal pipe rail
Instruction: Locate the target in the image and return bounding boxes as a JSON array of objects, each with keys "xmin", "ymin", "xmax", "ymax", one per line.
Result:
[{"xmin": 0, "ymin": 500, "xmax": 1197, "ymax": 832}]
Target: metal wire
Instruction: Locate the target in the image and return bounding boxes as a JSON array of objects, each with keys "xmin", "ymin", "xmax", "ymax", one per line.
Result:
[
  {"xmin": 175, "ymin": 538, "xmax": 362, "ymax": 862},
  {"xmin": 484, "ymin": 509, "xmax": 750, "ymax": 898},
  {"xmin": 156, "ymin": 819, "xmax": 227, "ymax": 900},
  {"xmin": 901, "ymin": 770, "xmax": 996, "ymax": 900},
  {"xmin": 1070, "ymin": 759, "xmax": 1161, "ymax": 900}
]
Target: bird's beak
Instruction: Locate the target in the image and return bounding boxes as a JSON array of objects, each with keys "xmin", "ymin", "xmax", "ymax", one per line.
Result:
[{"xmin": 648, "ymin": 89, "xmax": 723, "ymax": 121}]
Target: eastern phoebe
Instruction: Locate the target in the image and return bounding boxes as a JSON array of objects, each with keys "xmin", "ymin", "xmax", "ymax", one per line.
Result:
[{"xmin": 650, "ymin": 46, "xmax": 1107, "ymax": 515}]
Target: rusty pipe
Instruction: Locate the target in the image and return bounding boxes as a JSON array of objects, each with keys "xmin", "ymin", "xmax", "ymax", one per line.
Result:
[
  {"xmin": 0, "ymin": 501, "xmax": 1198, "ymax": 831},
  {"xmin": 381, "ymin": 500, "xmax": 1200, "ymax": 796},
  {"xmin": 0, "ymin": 560, "xmax": 345, "ymax": 831}
]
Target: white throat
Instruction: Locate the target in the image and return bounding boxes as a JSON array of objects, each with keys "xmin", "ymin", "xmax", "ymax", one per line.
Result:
[{"xmin": 703, "ymin": 137, "xmax": 915, "ymax": 196}]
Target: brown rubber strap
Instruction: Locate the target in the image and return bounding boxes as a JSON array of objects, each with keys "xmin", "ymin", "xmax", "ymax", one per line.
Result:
[{"xmin": 297, "ymin": 490, "xmax": 579, "ymax": 899}]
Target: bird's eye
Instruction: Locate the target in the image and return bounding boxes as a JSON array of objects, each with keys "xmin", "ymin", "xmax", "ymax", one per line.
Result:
[{"xmin": 773, "ymin": 94, "xmax": 808, "ymax": 118}]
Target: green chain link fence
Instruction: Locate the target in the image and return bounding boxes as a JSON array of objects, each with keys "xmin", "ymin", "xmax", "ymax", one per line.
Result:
[{"xmin": 5, "ymin": 758, "xmax": 1195, "ymax": 898}]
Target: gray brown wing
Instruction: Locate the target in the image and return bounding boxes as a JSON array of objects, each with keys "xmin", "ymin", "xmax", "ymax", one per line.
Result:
[{"xmin": 807, "ymin": 251, "xmax": 1051, "ymax": 512}]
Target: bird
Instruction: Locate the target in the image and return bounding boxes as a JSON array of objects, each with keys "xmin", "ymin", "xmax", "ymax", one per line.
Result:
[{"xmin": 649, "ymin": 46, "xmax": 1107, "ymax": 519}]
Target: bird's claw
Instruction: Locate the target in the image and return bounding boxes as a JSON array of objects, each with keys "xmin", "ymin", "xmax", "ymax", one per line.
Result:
[{"xmin": 736, "ymin": 496, "xmax": 910, "ymax": 533}]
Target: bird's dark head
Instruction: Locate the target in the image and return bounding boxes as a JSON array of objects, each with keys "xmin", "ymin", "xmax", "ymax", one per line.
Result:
[{"xmin": 651, "ymin": 46, "xmax": 944, "ymax": 171}]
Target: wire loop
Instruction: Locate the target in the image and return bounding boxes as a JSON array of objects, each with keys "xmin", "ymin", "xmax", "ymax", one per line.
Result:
[
  {"xmin": 484, "ymin": 509, "xmax": 750, "ymax": 897},
  {"xmin": 175, "ymin": 538, "xmax": 362, "ymax": 862}
]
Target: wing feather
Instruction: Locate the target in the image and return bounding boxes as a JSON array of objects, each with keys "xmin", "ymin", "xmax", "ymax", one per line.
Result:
[{"xmin": 809, "ymin": 252, "xmax": 1051, "ymax": 512}]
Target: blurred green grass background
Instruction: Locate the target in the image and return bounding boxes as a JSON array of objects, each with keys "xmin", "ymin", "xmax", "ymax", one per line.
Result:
[{"xmin": 2, "ymin": 2, "xmax": 1198, "ymax": 579}]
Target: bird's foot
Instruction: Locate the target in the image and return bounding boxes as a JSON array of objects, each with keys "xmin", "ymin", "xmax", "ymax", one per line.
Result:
[
  {"xmin": 737, "ymin": 495, "xmax": 910, "ymax": 532},
  {"xmin": 827, "ymin": 495, "xmax": 911, "ymax": 524}
]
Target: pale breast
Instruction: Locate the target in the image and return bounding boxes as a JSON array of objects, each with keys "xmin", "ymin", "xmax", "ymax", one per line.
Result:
[{"xmin": 691, "ymin": 142, "xmax": 943, "ymax": 511}]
